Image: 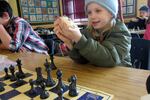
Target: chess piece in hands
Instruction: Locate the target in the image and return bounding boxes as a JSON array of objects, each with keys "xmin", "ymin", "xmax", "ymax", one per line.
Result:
[{"xmin": 54, "ymin": 16, "xmax": 82, "ymax": 44}]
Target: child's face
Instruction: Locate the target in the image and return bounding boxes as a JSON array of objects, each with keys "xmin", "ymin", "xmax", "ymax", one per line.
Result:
[
  {"xmin": 87, "ymin": 3, "xmax": 113, "ymax": 29},
  {"xmin": 139, "ymin": 11, "xmax": 148, "ymax": 18},
  {"xmin": 0, "ymin": 12, "xmax": 10, "ymax": 25}
]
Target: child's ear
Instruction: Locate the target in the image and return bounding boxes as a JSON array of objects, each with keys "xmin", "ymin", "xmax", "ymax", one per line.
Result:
[{"xmin": 2, "ymin": 12, "xmax": 10, "ymax": 19}]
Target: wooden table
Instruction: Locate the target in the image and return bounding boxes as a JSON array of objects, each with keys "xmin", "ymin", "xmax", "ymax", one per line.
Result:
[{"xmin": 0, "ymin": 50, "xmax": 150, "ymax": 100}]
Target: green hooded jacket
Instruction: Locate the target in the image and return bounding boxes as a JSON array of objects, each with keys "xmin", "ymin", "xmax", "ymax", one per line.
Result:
[{"xmin": 68, "ymin": 20, "xmax": 132, "ymax": 67}]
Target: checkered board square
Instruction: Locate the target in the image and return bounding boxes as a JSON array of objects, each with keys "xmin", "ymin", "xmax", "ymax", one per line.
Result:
[{"xmin": 0, "ymin": 68, "xmax": 113, "ymax": 100}]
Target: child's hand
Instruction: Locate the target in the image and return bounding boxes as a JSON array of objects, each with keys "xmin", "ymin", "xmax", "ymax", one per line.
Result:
[
  {"xmin": 54, "ymin": 16, "xmax": 82, "ymax": 43},
  {"xmin": 19, "ymin": 47, "xmax": 28, "ymax": 53},
  {"xmin": 54, "ymin": 19, "xmax": 73, "ymax": 49}
]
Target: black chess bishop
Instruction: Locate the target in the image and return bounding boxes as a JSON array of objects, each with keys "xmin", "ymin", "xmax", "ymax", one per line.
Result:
[{"xmin": 44, "ymin": 59, "xmax": 56, "ymax": 87}]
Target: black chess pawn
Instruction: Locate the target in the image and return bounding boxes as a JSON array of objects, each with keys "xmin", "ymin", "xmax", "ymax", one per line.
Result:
[
  {"xmin": 40, "ymin": 82, "xmax": 49, "ymax": 99},
  {"xmin": 35, "ymin": 67, "xmax": 45, "ymax": 85},
  {"xmin": 0, "ymin": 82, "xmax": 5, "ymax": 92},
  {"xmin": 50, "ymin": 54, "xmax": 57, "ymax": 70},
  {"xmin": 55, "ymin": 69, "xmax": 66, "ymax": 91},
  {"xmin": 44, "ymin": 59, "xmax": 56, "ymax": 87},
  {"xmin": 146, "ymin": 74, "xmax": 150, "ymax": 94},
  {"xmin": 16, "ymin": 59, "xmax": 25, "ymax": 78},
  {"xmin": 4, "ymin": 67, "xmax": 11, "ymax": 80},
  {"xmin": 28, "ymin": 79, "xmax": 36, "ymax": 95},
  {"xmin": 68, "ymin": 75, "xmax": 78, "ymax": 97},
  {"xmin": 9, "ymin": 65, "xmax": 17, "ymax": 81}
]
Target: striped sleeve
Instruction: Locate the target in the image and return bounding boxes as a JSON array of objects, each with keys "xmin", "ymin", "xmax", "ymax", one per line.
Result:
[{"xmin": 9, "ymin": 20, "xmax": 30, "ymax": 51}]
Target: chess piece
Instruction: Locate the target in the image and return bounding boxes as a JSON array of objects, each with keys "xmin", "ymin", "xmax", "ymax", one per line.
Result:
[
  {"xmin": 44, "ymin": 59, "xmax": 51, "ymax": 71},
  {"xmin": 55, "ymin": 69, "xmax": 66, "ymax": 91},
  {"xmin": 15, "ymin": 72, "xmax": 24, "ymax": 86},
  {"xmin": 40, "ymin": 82, "xmax": 49, "ymax": 99},
  {"xmin": 50, "ymin": 54, "xmax": 57, "ymax": 70},
  {"xmin": 57, "ymin": 88, "xmax": 64, "ymax": 100},
  {"xmin": 146, "ymin": 74, "xmax": 150, "ymax": 93},
  {"xmin": 44, "ymin": 59, "xmax": 56, "ymax": 87},
  {"xmin": 35, "ymin": 67, "xmax": 45, "ymax": 85},
  {"xmin": 16, "ymin": 59, "xmax": 25, "ymax": 78},
  {"xmin": 4, "ymin": 67, "xmax": 11, "ymax": 80},
  {"xmin": 68, "ymin": 75, "xmax": 78, "ymax": 97},
  {"xmin": 45, "ymin": 39, "xmax": 57, "ymax": 70},
  {"xmin": 0, "ymin": 82, "xmax": 5, "ymax": 92},
  {"xmin": 9, "ymin": 65, "xmax": 17, "ymax": 81},
  {"xmin": 28, "ymin": 79, "xmax": 36, "ymax": 94}
]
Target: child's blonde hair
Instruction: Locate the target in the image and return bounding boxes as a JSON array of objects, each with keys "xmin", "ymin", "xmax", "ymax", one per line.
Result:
[{"xmin": 86, "ymin": 18, "xmax": 116, "ymax": 38}]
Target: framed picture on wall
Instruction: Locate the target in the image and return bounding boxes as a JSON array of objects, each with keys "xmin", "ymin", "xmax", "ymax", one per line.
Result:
[
  {"xmin": 17, "ymin": 0, "xmax": 60, "ymax": 25},
  {"xmin": 122, "ymin": 0, "xmax": 136, "ymax": 17}
]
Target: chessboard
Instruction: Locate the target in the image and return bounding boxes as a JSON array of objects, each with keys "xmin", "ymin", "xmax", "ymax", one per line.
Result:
[{"xmin": 0, "ymin": 60, "xmax": 113, "ymax": 100}]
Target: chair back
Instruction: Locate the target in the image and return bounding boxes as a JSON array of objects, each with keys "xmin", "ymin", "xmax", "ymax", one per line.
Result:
[{"xmin": 130, "ymin": 38, "xmax": 150, "ymax": 69}]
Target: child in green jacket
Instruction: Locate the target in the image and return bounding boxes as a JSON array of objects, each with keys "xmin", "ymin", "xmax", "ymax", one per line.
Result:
[{"xmin": 54, "ymin": 0, "xmax": 131, "ymax": 67}]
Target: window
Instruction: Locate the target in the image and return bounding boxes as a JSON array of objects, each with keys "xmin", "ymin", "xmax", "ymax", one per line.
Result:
[
  {"xmin": 62, "ymin": 0, "xmax": 87, "ymax": 25},
  {"xmin": 122, "ymin": 0, "xmax": 136, "ymax": 17}
]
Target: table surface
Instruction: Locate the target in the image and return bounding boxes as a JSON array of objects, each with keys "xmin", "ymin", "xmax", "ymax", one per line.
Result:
[
  {"xmin": 0, "ymin": 50, "xmax": 150, "ymax": 100},
  {"xmin": 130, "ymin": 29, "xmax": 145, "ymax": 34}
]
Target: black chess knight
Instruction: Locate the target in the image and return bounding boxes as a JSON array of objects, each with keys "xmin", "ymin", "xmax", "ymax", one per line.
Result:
[{"xmin": 68, "ymin": 75, "xmax": 78, "ymax": 97}]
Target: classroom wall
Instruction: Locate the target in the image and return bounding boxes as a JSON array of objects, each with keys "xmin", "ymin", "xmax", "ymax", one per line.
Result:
[
  {"xmin": 137, "ymin": 0, "xmax": 147, "ymax": 17},
  {"xmin": 7, "ymin": 0, "xmax": 148, "ymax": 28}
]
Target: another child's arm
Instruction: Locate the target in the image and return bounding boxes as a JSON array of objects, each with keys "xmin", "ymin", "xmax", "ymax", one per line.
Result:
[{"xmin": 0, "ymin": 24, "xmax": 11, "ymax": 49}]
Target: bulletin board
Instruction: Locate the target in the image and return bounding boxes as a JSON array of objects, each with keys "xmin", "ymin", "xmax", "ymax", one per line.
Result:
[
  {"xmin": 17, "ymin": 0, "xmax": 60, "ymax": 25},
  {"xmin": 122, "ymin": 0, "xmax": 136, "ymax": 17}
]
